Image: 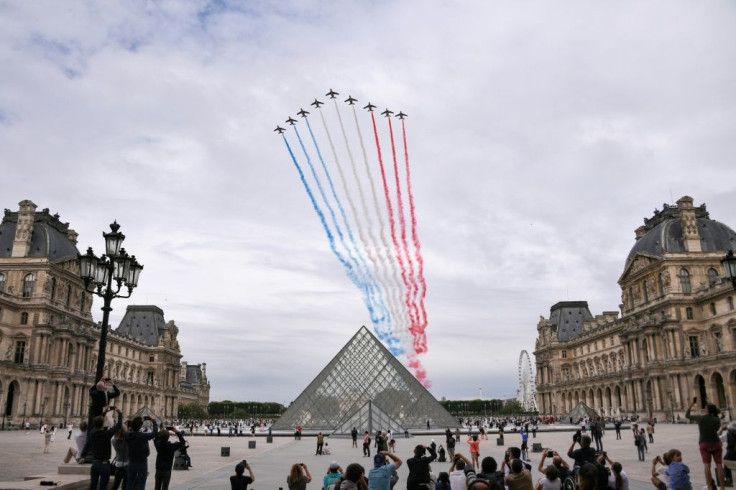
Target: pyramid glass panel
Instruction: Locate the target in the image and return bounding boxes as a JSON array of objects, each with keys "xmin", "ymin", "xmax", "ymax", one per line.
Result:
[{"xmin": 273, "ymin": 326, "xmax": 459, "ymax": 434}]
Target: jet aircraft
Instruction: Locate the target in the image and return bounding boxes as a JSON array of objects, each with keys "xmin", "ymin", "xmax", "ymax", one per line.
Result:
[
  {"xmin": 364, "ymin": 102, "xmax": 376, "ymax": 112},
  {"xmin": 381, "ymin": 109, "xmax": 394, "ymax": 117},
  {"xmin": 297, "ymin": 108, "xmax": 309, "ymax": 118},
  {"xmin": 274, "ymin": 126, "xmax": 285, "ymax": 134},
  {"xmin": 345, "ymin": 95, "xmax": 357, "ymax": 105},
  {"xmin": 396, "ymin": 111, "xmax": 407, "ymax": 119},
  {"xmin": 286, "ymin": 117, "xmax": 297, "ymax": 125},
  {"xmin": 326, "ymin": 89, "xmax": 339, "ymax": 99},
  {"xmin": 311, "ymin": 99, "xmax": 324, "ymax": 108}
]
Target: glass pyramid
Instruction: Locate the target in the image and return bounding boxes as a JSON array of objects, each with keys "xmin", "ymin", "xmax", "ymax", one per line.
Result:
[{"xmin": 272, "ymin": 326, "xmax": 459, "ymax": 434}]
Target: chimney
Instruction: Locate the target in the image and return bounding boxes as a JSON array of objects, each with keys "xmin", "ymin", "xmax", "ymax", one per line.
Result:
[
  {"xmin": 677, "ymin": 196, "xmax": 701, "ymax": 252},
  {"xmin": 11, "ymin": 200, "xmax": 37, "ymax": 257}
]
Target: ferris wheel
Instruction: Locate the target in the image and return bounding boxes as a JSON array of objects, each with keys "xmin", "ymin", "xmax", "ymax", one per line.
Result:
[{"xmin": 517, "ymin": 350, "xmax": 538, "ymax": 412}]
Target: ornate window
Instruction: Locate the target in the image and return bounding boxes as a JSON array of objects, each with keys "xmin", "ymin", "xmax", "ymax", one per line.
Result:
[
  {"xmin": 708, "ymin": 268, "xmax": 719, "ymax": 287},
  {"xmin": 50, "ymin": 277, "xmax": 56, "ymax": 299},
  {"xmin": 689, "ymin": 336, "xmax": 700, "ymax": 358},
  {"xmin": 20, "ymin": 312, "xmax": 29, "ymax": 325},
  {"xmin": 561, "ymin": 350, "xmax": 567, "ymax": 359},
  {"xmin": 629, "ymin": 287, "xmax": 636, "ymax": 308},
  {"xmin": 0, "ymin": 273, "xmax": 5, "ymax": 293},
  {"xmin": 679, "ymin": 268, "xmax": 691, "ymax": 294},
  {"xmin": 14, "ymin": 340, "xmax": 26, "ymax": 364},
  {"xmin": 686, "ymin": 307, "xmax": 694, "ymax": 320},
  {"xmin": 22, "ymin": 273, "xmax": 36, "ymax": 297}
]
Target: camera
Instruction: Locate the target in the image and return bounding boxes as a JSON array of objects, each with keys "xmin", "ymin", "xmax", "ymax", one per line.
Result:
[
  {"xmin": 547, "ymin": 451, "xmax": 554, "ymax": 457},
  {"xmin": 166, "ymin": 426, "xmax": 175, "ymax": 431},
  {"xmin": 108, "ymin": 406, "xmax": 116, "ymax": 410}
]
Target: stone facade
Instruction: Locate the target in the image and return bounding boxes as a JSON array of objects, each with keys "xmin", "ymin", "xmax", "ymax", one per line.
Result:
[
  {"xmin": 534, "ymin": 196, "xmax": 736, "ymax": 421},
  {"xmin": 0, "ymin": 200, "xmax": 209, "ymax": 428}
]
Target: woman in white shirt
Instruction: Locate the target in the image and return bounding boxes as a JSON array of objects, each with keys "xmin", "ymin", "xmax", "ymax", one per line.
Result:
[{"xmin": 534, "ymin": 465, "xmax": 561, "ymax": 490}]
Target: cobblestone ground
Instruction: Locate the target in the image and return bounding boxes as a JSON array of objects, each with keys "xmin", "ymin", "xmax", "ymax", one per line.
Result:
[{"xmin": 0, "ymin": 423, "xmax": 724, "ymax": 490}]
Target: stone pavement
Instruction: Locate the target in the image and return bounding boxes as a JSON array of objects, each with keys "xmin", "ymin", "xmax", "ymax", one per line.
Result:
[{"xmin": 0, "ymin": 424, "xmax": 721, "ymax": 490}]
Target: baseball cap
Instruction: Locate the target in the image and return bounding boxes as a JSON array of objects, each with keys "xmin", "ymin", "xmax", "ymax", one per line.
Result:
[{"xmin": 329, "ymin": 461, "xmax": 340, "ymax": 471}]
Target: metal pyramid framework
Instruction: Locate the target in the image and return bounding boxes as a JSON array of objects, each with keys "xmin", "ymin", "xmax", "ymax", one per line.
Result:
[{"xmin": 273, "ymin": 326, "xmax": 459, "ymax": 434}]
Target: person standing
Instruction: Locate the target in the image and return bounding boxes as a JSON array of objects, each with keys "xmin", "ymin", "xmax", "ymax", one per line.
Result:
[
  {"xmin": 467, "ymin": 435, "xmax": 481, "ymax": 470},
  {"xmin": 635, "ymin": 430, "xmax": 646, "ymax": 461},
  {"xmin": 647, "ymin": 421, "xmax": 655, "ymax": 444},
  {"xmin": 316, "ymin": 432, "xmax": 325, "ymax": 455},
  {"xmin": 153, "ymin": 426, "xmax": 187, "ymax": 490},
  {"xmin": 406, "ymin": 444, "xmax": 437, "ymax": 490},
  {"xmin": 111, "ymin": 422, "xmax": 129, "ymax": 490},
  {"xmin": 368, "ymin": 452, "xmax": 402, "ymax": 490},
  {"xmin": 352, "ymin": 428, "xmax": 358, "ymax": 448},
  {"xmin": 88, "ymin": 408, "xmax": 123, "ymax": 490},
  {"xmin": 125, "ymin": 416, "xmax": 159, "ymax": 490},
  {"xmin": 614, "ymin": 421, "xmax": 622, "ymax": 440},
  {"xmin": 687, "ymin": 400, "xmax": 726, "ymax": 490},
  {"xmin": 363, "ymin": 431, "xmax": 372, "ymax": 458},
  {"xmin": 68, "ymin": 423, "xmax": 73, "ymax": 440}
]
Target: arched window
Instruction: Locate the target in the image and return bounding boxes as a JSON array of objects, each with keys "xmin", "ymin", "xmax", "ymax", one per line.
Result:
[
  {"xmin": 679, "ymin": 268, "xmax": 691, "ymax": 294},
  {"xmin": 20, "ymin": 312, "xmax": 29, "ymax": 325},
  {"xmin": 708, "ymin": 268, "xmax": 719, "ymax": 287},
  {"xmin": 0, "ymin": 273, "xmax": 5, "ymax": 293},
  {"xmin": 22, "ymin": 273, "xmax": 35, "ymax": 298}
]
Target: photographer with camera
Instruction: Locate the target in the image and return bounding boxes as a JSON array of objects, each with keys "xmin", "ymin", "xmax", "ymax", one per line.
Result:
[
  {"xmin": 568, "ymin": 433, "xmax": 597, "ymax": 473},
  {"xmin": 406, "ymin": 444, "xmax": 437, "ymax": 490},
  {"xmin": 537, "ymin": 450, "xmax": 570, "ymax": 483},
  {"xmin": 153, "ymin": 425, "xmax": 187, "ymax": 490},
  {"xmin": 88, "ymin": 407, "xmax": 123, "ymax": 490},
  {"xmin": 126, "ymin": 415, "xmax": 159, "ymax": 490},
  {"xmin": 231, "ymin": 461, "xmax": 255, "ymax": 490}
]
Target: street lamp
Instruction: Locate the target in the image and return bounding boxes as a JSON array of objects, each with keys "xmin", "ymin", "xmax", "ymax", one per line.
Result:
[
  {"xmin": 79, "ymin": 222, "xmax": 143, "ymax": 426},
  {"xmin": 63, "ymin": 401, "xmax": 70, "ymax": 428},
  {"xmin": 721, "ymin": 250, "xmax": 736, "ymax": 289}
]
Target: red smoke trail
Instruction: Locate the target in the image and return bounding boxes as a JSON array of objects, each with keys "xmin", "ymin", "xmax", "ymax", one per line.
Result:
[
  {"xmin": 407, "ymin": 352, "xmax": 431, "ymax": 388},
  {"xmin": 400, "ymin": 119, "xmax": 428, "ymax": 351},
  {"xmin": 370, "ymin": 112, "xmax": 418, "ymax": 330},
  {"xmin": 387, "ymin": 117, "xmax": 422, "ymax": 346}
]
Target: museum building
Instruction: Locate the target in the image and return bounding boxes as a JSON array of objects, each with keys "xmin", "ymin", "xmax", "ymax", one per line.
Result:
[
  {"xmin": 0, "ymin": 200, "xmax": 209, "ymax": 428},
  {"xmin": 534, "ymin": 196, "xmax": 736, "ymax": 421}
]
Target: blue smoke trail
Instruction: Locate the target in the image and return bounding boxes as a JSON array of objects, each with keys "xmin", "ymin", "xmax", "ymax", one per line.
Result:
[{"xmin": 304, "ymin": 116, "xmax": 402, "ymax": 354}]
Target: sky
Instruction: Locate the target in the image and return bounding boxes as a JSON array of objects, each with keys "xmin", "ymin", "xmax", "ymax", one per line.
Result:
[{"xmin": 1, "ymin": 0, "xmax": 736, "ymax": 406}]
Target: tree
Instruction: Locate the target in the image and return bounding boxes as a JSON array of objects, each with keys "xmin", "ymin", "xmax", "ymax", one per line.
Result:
[{"xmin": 178, "ymin": 402, "xmax": 208, "ymax": 419}]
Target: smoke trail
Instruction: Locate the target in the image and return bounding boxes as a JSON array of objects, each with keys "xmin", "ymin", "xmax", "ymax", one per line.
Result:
[
  {"xmin": 400, "ymin": 118, "xmax": 429, "ymax": 351},
  {"xmin": 386, "ymin": 117, "xmax": 422, "ymax": 347},
  {"xmin": 352, "ymin": 106, "xmax": 410, "ymax": 344},
  {"xmin": 309, "ymin": 108, "xmax": 399, "ymax": 352},
  {"xmin": 370, "ymin": 112, "xmax": 419, "ymax": 335},
  {"xmin": 291, "ymin": 127, "xmax": 384, "ymax": 329}
]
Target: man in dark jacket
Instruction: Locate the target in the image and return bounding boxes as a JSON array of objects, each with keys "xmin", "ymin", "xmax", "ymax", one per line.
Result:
[
  {"xmin": 153, "ymin": 426, "xmax": 186, "ymax": 490},
  {"xmin": 406, "ymin": 444, "xmax": 437, "ymax": 490},
  {"xmin": 88, "ymin": 408, "xmax": 123, "ymax": 490},
  {"xmin": 126, "ymin": 416, "xmax": 159, "ymax": 490}
]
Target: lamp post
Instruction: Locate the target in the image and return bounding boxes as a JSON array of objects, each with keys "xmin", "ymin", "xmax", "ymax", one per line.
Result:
[
  {"xmin": 721, "ymin": 250, "xmax": 736, "ymax": 289},
  {"xmin": 63, "ymin": 401, "xmax": 70, "ymax": 428},
  {"xmin": 79, "ymin": 222, "xmax": 143, "ymax": 427}
]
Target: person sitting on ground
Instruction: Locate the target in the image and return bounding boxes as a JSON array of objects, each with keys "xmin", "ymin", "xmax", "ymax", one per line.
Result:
[
  {"xmin": 369, "ymin": 451, "xmax": 403, "ymax": 490},
  {"xmin": 449, "ymin": 453, "xmax": 471, "ymax": 490},
  {"xmin": 534, "ymin": 464, "xmax": 561, "ymax": 490},
  {"xmin": 505, "ymin": 459, "xmax": 534, "ymax": 490},
  {"xmin": 230, "ymin": 462, "xmax": 255, "ymax": 490},
  {"xmin": 63, "ymin": 421, "xmax": 88, "ymax": 463},
  {"xmin": 324, "ymin": 461, "xmax": 343, "ymax": 490}
]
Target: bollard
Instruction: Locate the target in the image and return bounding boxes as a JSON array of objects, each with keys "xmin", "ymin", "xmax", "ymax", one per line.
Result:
[{"xmin": 221, "ymin": 447, "xmax": 230, "ymax": 457}]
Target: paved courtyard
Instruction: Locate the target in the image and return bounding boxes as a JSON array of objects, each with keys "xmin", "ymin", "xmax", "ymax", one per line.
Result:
[{"xmin": 0, "ymin": 423, "xmax": 724, "ymax": 490}]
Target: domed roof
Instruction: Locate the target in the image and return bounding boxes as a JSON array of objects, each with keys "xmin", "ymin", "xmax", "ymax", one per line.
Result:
[
  {"xmin": 0, "ymin": 207, "xmax": 80, "ymax": 261},
  {"xmin": 625, "ymin": 198, "xmax": 736, "ymax": 266}
]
